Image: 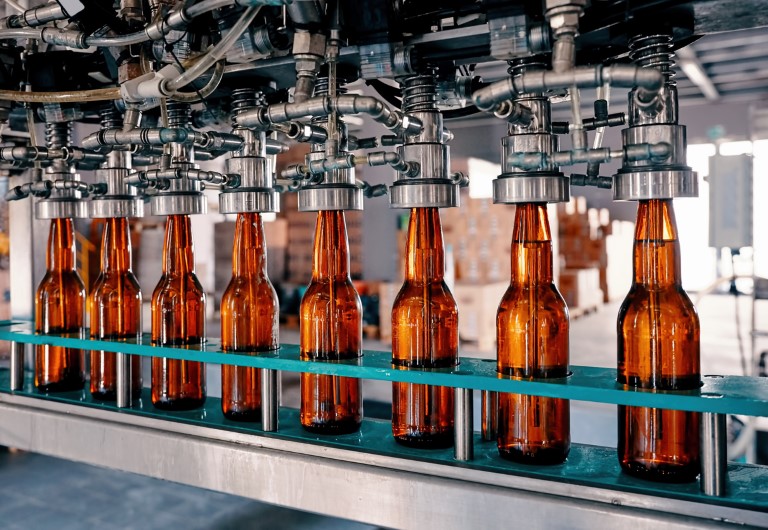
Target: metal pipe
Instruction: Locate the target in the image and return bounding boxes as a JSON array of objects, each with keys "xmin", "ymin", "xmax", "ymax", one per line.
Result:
[
  {"xmin": 0, "ymin": 87, "xmax": 121, "ymax": 103},
  {"xmin": 472, "ymin": 65, "xmax": 663, "ymax": 112},
  {"xmin": 700, "ymin": 412, "xmax": 728, "ymax": 496},
  {"xmin": 115, "ymin": 353, "xmax": 132, "ymax": 408},
  {"xmin": 454, "ymin": 387, "xmax": 474, "ymax": 461},
  {"xmin": 261, "ymin": 368, "xmax": 279, "ymax": 432},
  {"xmin": 168, "ymin": 61, "xmax": 225, "ymax": 102},
  {"xmin": 238, "ymin": 95, "xmax": 422, "ymax": 136},
  {"xmin": 481, "ymin": 390, "xmax": 498, "ymax": 442},
  {"xmin": 9, "ymin": 341, "xmax": 24, "ymax": 390},
  {"xmin": 165, "ymin": 6, "xmax": 261, "ymax": 92}
]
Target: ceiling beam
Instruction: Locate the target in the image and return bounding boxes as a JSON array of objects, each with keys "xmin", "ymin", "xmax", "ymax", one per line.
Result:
[{"xmin": 677, "ymin": 46, "xmax": 721, "ymax": 102}]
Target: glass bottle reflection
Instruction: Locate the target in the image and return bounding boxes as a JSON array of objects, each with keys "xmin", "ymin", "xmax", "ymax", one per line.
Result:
[
  {"xmin": 151, "ymin": 214, "xmax": 206, "ymax": 410},
  {"xmin": 300, "ymin": 210, "xmax": 362, "ymax": 434},
  {"xmin": 221, "ymin": 212, "xmax": 279, "ymax": 421},
  {"xmin": 392, "ymin": 208, "xmax": 458, "ymax": 448},
  {"xmin": 90, "ymin": 217, "xmax": 143, "ymax": 400},
  {"xmin": 618, "ymin": 199, "xmax": 700, "ymax": 482},
  {"xmin": 496, "ymin": 203, "xmax": 570, "ymax": 464},
  {"xmin": 35, "ymin": 218, "xmax": 86, "ymax": 392}
]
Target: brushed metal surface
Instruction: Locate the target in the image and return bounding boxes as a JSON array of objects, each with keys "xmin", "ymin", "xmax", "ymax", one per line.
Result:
[{"xmin": 0, "ymin": 394, "xmax": 762, "ymax": 529}]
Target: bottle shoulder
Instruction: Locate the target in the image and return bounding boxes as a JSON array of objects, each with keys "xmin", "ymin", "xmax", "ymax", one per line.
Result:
[
  {"xmin": 393, "ymin": 280, "xmax": 457, "ymax": 313},
  {"xmin": 152, "ymin": 272, "xmax": 206, "ymax": 301},
  {"xmin": 618, "ymin": 285, "xmax": 700, "ymax": 326},
  {"xmin": 36, "ymin": 270, "xmax": 86, "ymax": 296},
  {"xmin": 221, "ymin": 275, "xmax": 278, "ymax": 306}
]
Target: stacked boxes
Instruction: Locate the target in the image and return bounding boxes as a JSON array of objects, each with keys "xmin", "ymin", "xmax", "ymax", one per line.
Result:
[
  {"xmin": 557, "ymin": 197, "xmax": 633, "ymax": 307},
  {"xmin": 441, "ymin": 195, "xmax": 516, "ymax": 284}
]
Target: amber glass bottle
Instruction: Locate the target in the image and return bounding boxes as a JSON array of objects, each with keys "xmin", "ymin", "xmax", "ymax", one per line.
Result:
[
  {"xmin": 618, "ymin": 199, "xmax": 700, "ymax": 482},
  {"xmin": 496, "ymin": 203, "xmax": 570, "ymax": 464},
  {"xmin": 90, "ymin": 217, "xmax": 143, "ymax": 400},
  {"xmin": 35, "ymin": 218, "xmax": 86, "ymax": 392},
  {"xmin": 151, "ymin": 214, "xmax": 207, "ymax": 410},
  {"xmin": 220, "ymin": 212, "xmax": 279, "ymax": 421},
  {"xmin": 392, "ymin": 208, "xmax": 458, "ymax": 448},
  {"xmin": 300, "ymin": 210, "xmax": 362, "ymax": 434}
]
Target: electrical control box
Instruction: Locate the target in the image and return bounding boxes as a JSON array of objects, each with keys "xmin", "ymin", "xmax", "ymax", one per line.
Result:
[{"xmin": 708, "ymin": 153, "xmax": 753, "ymax": 249}]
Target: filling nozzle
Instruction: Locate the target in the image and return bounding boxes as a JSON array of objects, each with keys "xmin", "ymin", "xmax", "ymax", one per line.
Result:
[
  {"xmin": 388, "ymin": 72, "xmax": 460, "ymax": 209},
  {"xmin": 146, "ymin": 102, "xmax": 207, "ymax": 216},
  {"xmin": 614, "ymin": 34, "xmax": 698, "ymax": 201},
  {"xmin": 219, "ymin": 88, "xmax": 280, "ymax": 215}
]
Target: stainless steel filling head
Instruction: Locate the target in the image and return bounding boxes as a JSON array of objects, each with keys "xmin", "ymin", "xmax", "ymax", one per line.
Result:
[
  {"xmin": 35, "ymin": 198, "xmax": 89, "ymax": 220},
  {"xmin": 219, "ymin": 188, "xmax": 280, "ymax": 214},
  {"xmin": 89, "ymin": 196, "xmax": 145, "ymax": 219},
  {"xmin": 389, "ymin": 180, "xmax": 459, "ymax": 209},
  {"xmin": 149, "ymin": 192, "xmax": 207, "ymax": 216},
  {"xmin": 493, "ymin": 174, "xmax": 569, "ymax": 204},
  {"xmin": 298, "ymin": 185, "xmax": 363, "ymax": 212},
  {"xmin": 613, "ymin": 168, "xmax": 698, "ymax": 201}
]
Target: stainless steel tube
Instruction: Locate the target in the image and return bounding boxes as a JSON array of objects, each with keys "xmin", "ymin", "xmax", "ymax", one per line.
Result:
[
  {"xmin": 454, "ymin": 387, "xmax": 474, "ymax": 461},
  {"xmin": 472, "ymin": 65, "xmax": 663, "ymax": 112},
  {"xmin": 481, "ymin": 390, "xmax": 498, "ymax": 442},
  {"xmin": 700, "ymin": 412, "xmax": 728, "ymax": 496},
  {"xmin": 115, "ymin": 353, "xmax": 132, "ymax": 408},
  {"xmin": 9, "ymin": 341, "xmax": 24, "ymax": 390},
  {"xmin": 261, "ymin": 368, "xmax": 279, "ymax": 432}
]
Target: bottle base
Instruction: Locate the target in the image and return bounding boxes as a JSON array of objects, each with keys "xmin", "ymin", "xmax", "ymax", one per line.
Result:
[
  {"xmin": 91, "ymin": 389, "xmax": 116, "ymax": 401},
  {"xmin": 302, "ymin": 418, "xmax": 361, "ymax": 435},
  {"xmin": 223, "ymin": 408, "xmax": 262, "ymax": 422},
  {"xmin": 498, "ymin": 445, "xmax": 569, "ymax": 465},
  {"xmin": 90, "ymin": 387, "xmax": 143, "ymax": 402},
  {"xmin": 37, "ymin": 377, "xmax": 85, "ymax": 393},
  {"xmin": 152, "ymin": 396, "xmax": 206, "ymax": 411},
  {"xmin": 394, "ymin": 431, "xmax": 454, "ymax": 449},
  {"xmin": 620, "ymin": 460, "xmax": 700, "ymax": 483}
]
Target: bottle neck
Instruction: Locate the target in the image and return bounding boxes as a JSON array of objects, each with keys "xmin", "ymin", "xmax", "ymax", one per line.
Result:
[
  {"xmin": 404, "ymin": 207, "xmax": 445, "ymax": 282},
  {"xmin": 232, "ymin": 212, "xmax": 268, "ymax": 277},
  {"xmin": 510, "ymin": 203, "xmax": 553, "ymax": 284},
  {"xmin": 632, "ymin": 199, "xmax": 682, "ymax": 287},
  {"xmin": 101, "ymin": 217, "xmax": 133, "ymax": 274},
  {"xmin": 162, "ymin": 214, "xmax": 196, "ymax": 275},
  {"xmin": 47, "ymin": 218, "xmax": 77, "ymax": 272},
  {"xmin": 311, "ymin": 210, "xmax": 351, "ymax": 281}
]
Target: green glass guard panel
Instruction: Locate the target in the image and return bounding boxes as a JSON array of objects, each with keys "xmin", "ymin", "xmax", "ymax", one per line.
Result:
[
  {"xmin": 0, "ymin": 369, "xmax": 765, "ymax": 512},
  {"xmin": 1, "ymin": 320, "xmax": 767, "ymax": 416}
]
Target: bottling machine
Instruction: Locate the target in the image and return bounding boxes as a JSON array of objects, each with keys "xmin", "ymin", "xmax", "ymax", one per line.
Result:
[{"xmin": 0, "ymin": 0, "xmax": 766, "ymax": 527}]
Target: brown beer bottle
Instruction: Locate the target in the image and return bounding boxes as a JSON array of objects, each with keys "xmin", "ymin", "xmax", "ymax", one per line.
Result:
[
  {"xmin": 90, "ymin": 217, "xmax": 143, "ymax": 400},
  {"xmin": 35, "ymin": 218, "xmax": 86, "ymax": 391},
  {"xmin": 220, "ymin": 212, "xmax": 279, "ymax": 421},
  {"xmin": 392, "ymin": 208, "xmax": 458, "ymax": 448},
  {"xmin": 151, "ymin": 214, "xmax": 207, "ymax": 410},
  {"xmin": 496, "ymin": 203, "xmax": 570, "ymax": 464},
  {"xmin": 618, "ymin": 199, "xmax": 701, "ymax": 482},
  {"xmin": 300, "ymin": 210, "xmax": 362, "ymax": 434}
]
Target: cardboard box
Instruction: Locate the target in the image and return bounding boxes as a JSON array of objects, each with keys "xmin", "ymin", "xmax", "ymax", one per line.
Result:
[
  {"xmin": 558, "ymin": 267, "xmax": 604, "ymax": 310},
  {"xmin": 453, "ymin": 281, "xmax": 508, "ymax": 353}
]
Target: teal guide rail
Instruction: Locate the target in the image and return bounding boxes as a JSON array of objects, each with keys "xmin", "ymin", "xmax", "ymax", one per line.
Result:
[
  {"xmin": 1, "ymin": 320, "xmax": 767, "ymax": 415},
  {"xmin": 0, "ymin": 370, "xmax": 767, "ymax": 514},
  {"xmin": 1, "ymin": 319, "xmax": 768, "ymax": 520}
]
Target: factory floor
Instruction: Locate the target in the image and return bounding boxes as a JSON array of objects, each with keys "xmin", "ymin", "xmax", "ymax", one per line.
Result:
[{"xmin": 0, "ymin": 293, "xmax": 762, "ymax": 529}]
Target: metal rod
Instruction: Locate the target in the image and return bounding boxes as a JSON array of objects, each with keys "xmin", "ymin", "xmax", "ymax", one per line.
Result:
[
  {"xmin": 261, "ymin": 368, "xmax": 278, "ymax": 432},
  {"xmin": 9, "ymin": 341, "xmax": 24, "ymax": 390},
  {"xmin": 115, "ymin": 353, "xmax": 132, "ymax": 408},
  {"xmin": 454, "ymin": 387, "xmax": 474, "ymax": 461},
  {"xmin": 481, "ymin": 390, "xmax": 498, "ymax": 442},
  {"xmin": 700, "ymin": 412, "xmax": 728, "ymax": 496}
]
